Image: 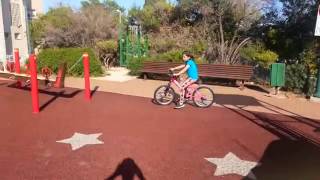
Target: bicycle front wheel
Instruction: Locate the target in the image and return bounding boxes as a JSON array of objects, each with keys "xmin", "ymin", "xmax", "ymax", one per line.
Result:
[
  {"xmin": 193, "ymin": 86, "xmax": 215, "ymax": 108},
  {"xmin": 154, "ymin": 85, "xmax": 175, "ymax": 105}
]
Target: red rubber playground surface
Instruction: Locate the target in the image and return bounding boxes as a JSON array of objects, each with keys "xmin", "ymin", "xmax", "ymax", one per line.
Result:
[{"xmin": 0, "ymin": 79, "xmax": 320, "ymax": 180}]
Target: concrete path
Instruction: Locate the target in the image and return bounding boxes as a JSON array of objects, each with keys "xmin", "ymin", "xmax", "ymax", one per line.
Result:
[{"xmin": 65, "ymin": 77, "xmax": 320, "ymax": 120}]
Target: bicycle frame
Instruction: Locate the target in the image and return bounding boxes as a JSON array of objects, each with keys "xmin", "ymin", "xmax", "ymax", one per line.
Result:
[{"xmin": 167, "ymin": 75, "xmax": 204, "ymax": 101}]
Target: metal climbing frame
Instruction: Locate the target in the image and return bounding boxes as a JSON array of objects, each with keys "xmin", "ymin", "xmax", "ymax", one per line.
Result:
[{"xmin": 119, "ymin": 19, "xmax": 149, "ymax": 67}]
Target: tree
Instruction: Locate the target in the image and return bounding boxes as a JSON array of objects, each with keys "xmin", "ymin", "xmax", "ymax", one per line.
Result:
[
  {"xmin": 240, "ymin": 42, "xmax": 279, "ymax": 67},
  {"xmin": 81, "ymin": 0, "xmax": 102, "ymax": 8},
  {"xmin": 259, "ymin": 0, "xmax": 318, "ymax": 59},
  {"xmin": 129, "ymin": 1, "xmax": 173, "ymax": 32},
  {"xmin": 195, "ymin": 0, "xmax": 271, "ymax": 64},
  {"xmin": 81, "ymin": 0, "xmax": 125, "ymax": 11},
  {"xmin": 31, "ymin": 5, "xmax": 117, "ymax": 48},
  {"xmin": 30, "ymin": 7, "xmax": 74, "ymax": 48}
]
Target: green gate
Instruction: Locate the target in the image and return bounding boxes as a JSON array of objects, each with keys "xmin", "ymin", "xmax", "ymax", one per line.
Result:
[
  {"xmin": 270, "ymin": 63, "xmax": 286, "ymax": 87},
  {"xmin": 119, "ymin": 19, "xmax": 149, "ymax": 67}
]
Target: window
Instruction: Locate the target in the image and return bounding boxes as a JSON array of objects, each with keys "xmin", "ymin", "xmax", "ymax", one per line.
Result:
[
  {"xmin": 11, "ymin": 3, "xmax": 22, "ymax": 27},
  {"xmin": 14, "ymin": 33, "xmax": 22, "ymax": 40}
]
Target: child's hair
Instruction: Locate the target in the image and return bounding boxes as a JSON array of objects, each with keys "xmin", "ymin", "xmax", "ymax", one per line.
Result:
[{"xmin": 182, "ymin": 51, "xmax": 194, "ymax": 59}]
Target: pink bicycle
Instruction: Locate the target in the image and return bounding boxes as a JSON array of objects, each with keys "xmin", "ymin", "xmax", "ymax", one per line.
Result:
[{"xmin": 154, "ymin": 70, "xmax": 215, "ymax": 108}]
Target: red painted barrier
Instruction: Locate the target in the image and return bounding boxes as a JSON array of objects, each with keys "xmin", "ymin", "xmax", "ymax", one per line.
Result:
[
  {"xmin": 83, "ymin": 53, "xmax": 91, "ymax": 101},
  {"xmin": 29, "ymin": 54, "xmax": 39, "ymax": 113},
  {"xmin": 14, "ymin": 49, "xmax": 20, "ymax": 74}
]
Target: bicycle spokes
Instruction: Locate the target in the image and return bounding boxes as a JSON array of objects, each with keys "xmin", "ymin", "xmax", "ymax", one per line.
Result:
[{"xmin": 193, "ymin": 87, "xmax": 214, "ymax": 108}]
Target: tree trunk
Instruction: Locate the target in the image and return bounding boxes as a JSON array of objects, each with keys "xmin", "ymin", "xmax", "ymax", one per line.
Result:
[{"xmin": 219, "ymin": 15, "xmax": 225, "ymax": 64}]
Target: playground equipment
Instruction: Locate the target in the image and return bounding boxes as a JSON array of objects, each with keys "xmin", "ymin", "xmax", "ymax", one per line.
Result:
[
  {"xmin": 118, "ymin": 17, "xmax": 149, "ymax": 67},
  {"xmin": 0, "ymin": 49, "xmax": 92, "ymax": 113},
  {"xmin": 0, "ymin": 48, "xmax": 68, "ymax": 89}
]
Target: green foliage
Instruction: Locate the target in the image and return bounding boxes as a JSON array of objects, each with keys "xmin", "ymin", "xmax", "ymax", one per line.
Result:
[
  {"xmin": 150, "ymin": 50, "xmax": 183, "ymax": 62},
  {"xmin": 30, "ymin": 7, "xmax": 73, "ymax": 47},
  {"xmin": 81, "ymin": 0, "xmax": 125, "ymax": 11},
  {"xmin": 299, "ymin": 48, "xmax": 317, "ymax": 76},
  {"xmin": 241, "ymin": 43, "xmax": 278, "ymax": 68},
  {"xmin": 285, "ymin": 64, "xmax": 307, "ymax": 92},
  {"xmin": 190, "ymin": 41, "xmax": 207, "ymax": 55},
  {"xmin": 260, "ymin": 0, "xmax": 318, "ymax": 59},
  {"xmin": 96, "ymin": 40, "xmax": 118, "ymax": 54},
  {"xmin": 44, "ymin": 7, "xmax": 73, "ymax": 29},
  {"xmin": 81, "ymin": 0, "xmax": 102, "ymax": 8},
  {"xmin": 150, "ymin": 38, "xmax": 176, "ymax": 53},
  {"xmin": 131, "ymin": 6, "xmax": 161, "ymax": 32},
  {"xmin": 30, "ymin": 20, "xmax": 45, "ymax": 47},
  {"xmin": 104, "ymin": 0, "xmax": 125, "ymax": 12},
  {"xmin": 285, "ymin": 63, "xmax": 316, "ymax": 96},
  {"xmin": 129, "ymin": 1, "xmax": 173, "ymax": 32},
  {"xmin": 37, "ymin": 48, "xmax": 103, "ymax": 77},
  {"xmin": 127, "ymin": 56, "xmax": 147, "ymax": 75}
]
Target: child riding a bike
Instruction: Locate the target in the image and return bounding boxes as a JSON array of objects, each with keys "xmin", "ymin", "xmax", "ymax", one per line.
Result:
[{"xmin": 170, "ymin": 51, "xmax": 199, "ymax": 109}]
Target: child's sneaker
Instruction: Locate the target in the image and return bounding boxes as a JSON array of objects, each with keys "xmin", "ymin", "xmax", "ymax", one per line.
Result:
[{"xmin": 174, "ymin": 103, "xmax": 185, "ymax": 109}]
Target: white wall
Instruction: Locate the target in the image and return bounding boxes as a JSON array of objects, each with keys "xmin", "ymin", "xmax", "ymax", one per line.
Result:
[
  {"xmin": 0, "ymin": 0, "xmax": 10, "ymax": 63},
  {"xmin": 0, "ymin": 0, "xmax": 34, "ymax": 65}
]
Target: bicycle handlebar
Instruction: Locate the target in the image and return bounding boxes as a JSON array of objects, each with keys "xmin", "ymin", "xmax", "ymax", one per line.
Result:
[{"xmin": 168, "ymin": 69, "xmax": 177, "ymax": 78}]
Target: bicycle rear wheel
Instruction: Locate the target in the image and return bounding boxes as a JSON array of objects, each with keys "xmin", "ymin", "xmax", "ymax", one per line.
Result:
[
  {"xmin": 193, "ymin": 86, "xmax": 215, "ymax": 108},
  {"xmin": 154, "ymin": 85, "xmax": 175, "ymax": 105}
]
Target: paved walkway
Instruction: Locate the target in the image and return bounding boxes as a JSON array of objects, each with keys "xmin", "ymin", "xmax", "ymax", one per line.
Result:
[
  {"xmin": 0, "ymin": 80, "xmax": 319, "ymax": 179},
  {"xmin": 65, "ymin": 77, "xmax": 320, "ymax": 120}
]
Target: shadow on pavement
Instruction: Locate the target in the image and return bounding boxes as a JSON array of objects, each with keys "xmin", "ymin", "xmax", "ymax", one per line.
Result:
[
  {"xmin": 243, "ymin": 139, "xmax": 320, "ymax": 180},
  {"xmin": 215, "ymin": 94, "xmax": 261, "ymax": 107},
  {"xmin": 8, "ymin": 82, "xmax": 82, "ymax": 112},
  {"xmin": 105, "ymin": 158, "xmax": 145, "ymax": 180},
  {"xmin": 244, "ymin": 84, "xmax": 270, "ymax": 94},
  {"xmin": 215, "ymin": 94, "xmax": 320, "ymax": 132},
  {"xmin": 214, "ymin": 94, "xmax": 320, "ymax": 179},
  {"xmin": 91, "ymin": 86, "xmax": 99, "ymax": 98}
]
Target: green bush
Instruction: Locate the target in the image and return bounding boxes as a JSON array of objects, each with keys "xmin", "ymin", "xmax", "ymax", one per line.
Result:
[
  {"xmin": 285, "ymin": 63, "xmax": 316, "ymax": 96},
  {"xmin": 191, "ymin": 41, "xmax": 207, "ymax": 55},
  {"xmin": 127, "ymin": 56, "xmax": 147, "ymax": 75},
  {"xmin": 96, "ymin": 40, "xmax": 118, "ymax": 54},
  {"xmin": 285, "ymin": 64, "xmax": 307, "ymax": 93},
  {"xmin": 241, "ymin": 43, "xmax": 279, "ymax": 68},
  {"xmin": 37, "ymin": 48, "xmax": 103, "ymax": 77},
  {"xmin": 150, "ymin": 50, "xmax": 183, "ymax": 62}
]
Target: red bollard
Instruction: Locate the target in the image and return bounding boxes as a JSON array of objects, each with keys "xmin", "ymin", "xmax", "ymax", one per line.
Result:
[
  {"xmin": 29, "ymin": 54, "xmax": 39, "ymax": 113},
  {"xmin": 14, "ymin": 48, "xmax": 20, "ymax": 74},
  {"xmin": 83, "ymin": 53, "xmax": 91, "ymax": 100}
]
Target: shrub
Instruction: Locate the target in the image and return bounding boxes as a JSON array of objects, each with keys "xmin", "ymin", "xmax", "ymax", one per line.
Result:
[
  {"xmin": 96, "ymin": 40, "xmax": 118, "ymax": 54},
  {"xmin": 127, "ymin": 56, "xmax": 147, "ymax": 75},
  {"xmin": 37, "ymin": 48, "xmax": 103, "ymax": 77},
  {"xmin": 285, "ymin": 64, "xmax": 307, "ymax": 92},
  {"xmin": 284, "ymin": 63, "xmax": 316, "ymax": 95},
  {"xmin": 149, "ymin": 50, "xmax": 183, "ymax": 62},
  {"xmin": 241, "ymin": 43, "xmax": 279, "ymax": 68}
]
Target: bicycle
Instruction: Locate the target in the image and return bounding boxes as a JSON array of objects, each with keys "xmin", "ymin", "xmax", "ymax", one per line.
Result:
[{"xmin": 153, "ymin": 70, "xmax": 215, "ymax": 108}]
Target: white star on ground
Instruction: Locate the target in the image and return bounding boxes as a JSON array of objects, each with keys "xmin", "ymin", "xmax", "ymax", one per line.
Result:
[
  {"xmin": 205, "ymin": 152, "xmax": 258, "ymax": 179},
  {"xmin": 57, "ymin": 132, "xmax": 104, "ymax": 151}
]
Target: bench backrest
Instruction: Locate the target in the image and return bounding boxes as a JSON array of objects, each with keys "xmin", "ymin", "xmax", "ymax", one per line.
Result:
[{"xmin": 141, "ymin": 61, "xmax": 253, "ymax": 80}]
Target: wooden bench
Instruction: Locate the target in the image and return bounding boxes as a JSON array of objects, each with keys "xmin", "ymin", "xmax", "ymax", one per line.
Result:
[{"xmin": 140, "ymin": 61, "xmax": 254, "ymax": 89}]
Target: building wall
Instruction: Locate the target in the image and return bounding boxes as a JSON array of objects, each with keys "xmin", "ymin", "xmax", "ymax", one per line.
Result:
[
  {"xmin": 0, "ymin": 0, "xmax": 7, "ymax": 62},
  {"xmin": 0, "ymin": 0, "xmax": 32, "ymax": 65}
]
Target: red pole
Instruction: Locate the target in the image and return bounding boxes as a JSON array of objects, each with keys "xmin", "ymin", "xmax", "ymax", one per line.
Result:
[
  {"xmin": 83, "ymin": 53, "xmax": 91, "ymax": 100},
  {"xmin": 14, "ymin": 48, "xmax": 20, "ymax": 73},
  {"xmin": 29, "ymin": 54, "xmax": 39, "ymax": 113}
]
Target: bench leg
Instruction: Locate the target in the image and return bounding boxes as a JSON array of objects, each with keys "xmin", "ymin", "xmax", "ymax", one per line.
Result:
[
  {"xmin": 240, "ymin": 80, "xmax": 245, "ymax": 90},
  {"xmin": 143, "ymin": 73, "xmax": 148, "ymax": 80}
]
